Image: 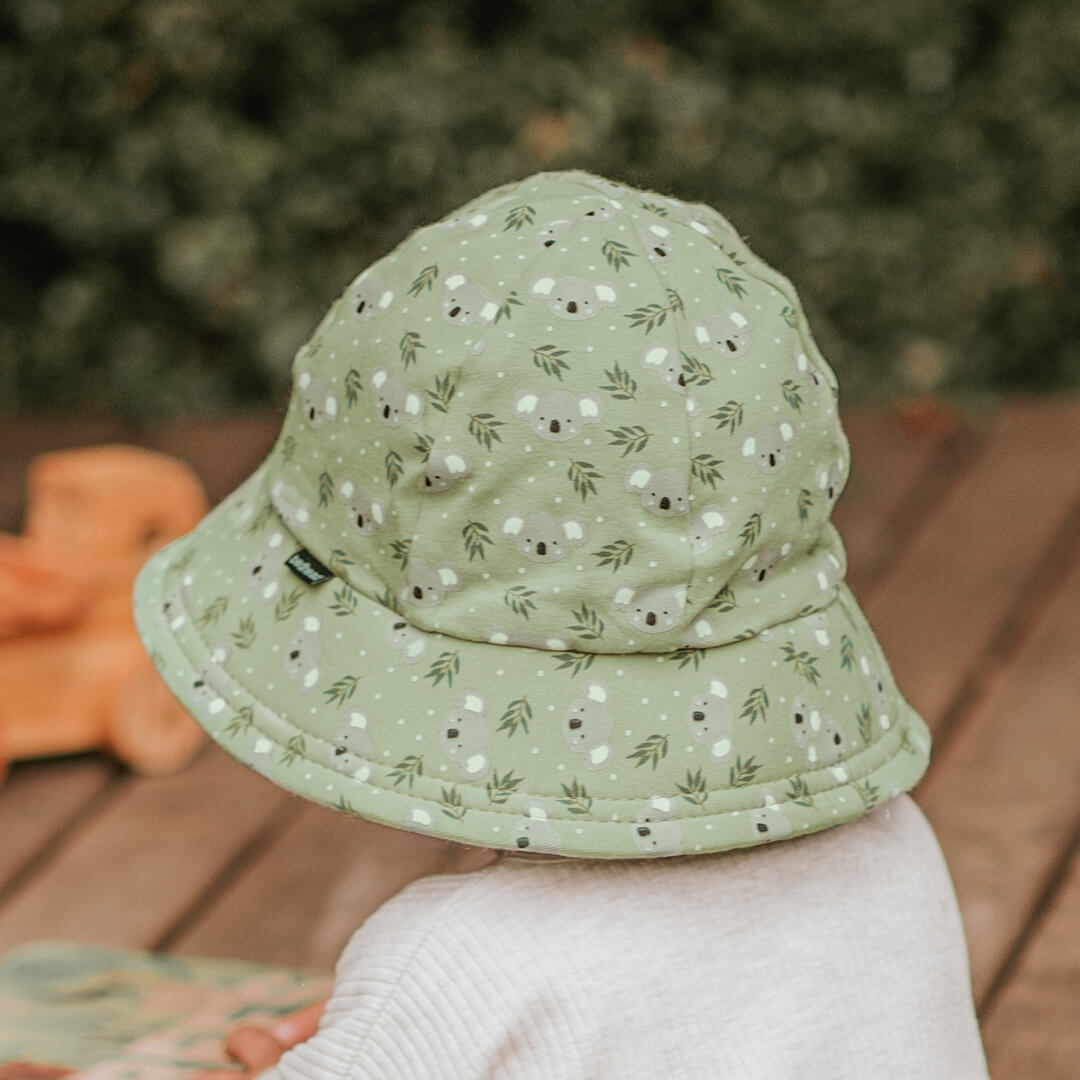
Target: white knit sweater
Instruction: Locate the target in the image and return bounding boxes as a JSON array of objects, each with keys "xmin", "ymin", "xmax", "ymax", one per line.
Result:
[{"xmin": 261, "ymin": 795, "xmax": 989, "ymax": 1079}]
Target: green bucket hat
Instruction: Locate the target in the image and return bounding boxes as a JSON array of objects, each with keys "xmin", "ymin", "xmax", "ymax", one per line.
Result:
[{"xmin": 134, "ymin": 169, "xmax": 930, "ymax": 859}]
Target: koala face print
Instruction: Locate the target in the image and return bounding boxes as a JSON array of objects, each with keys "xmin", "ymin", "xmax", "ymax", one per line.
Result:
[
  {"xmin": 611, "ymin": 582, "xmax": 688, "ymax": 635},
  {"xmin": 748, "ymin": 794, "xmax": 793, "ymax": 843},
  {"xmin": 158, "ymin": 585, "xmax": 187, "ymax": 633},
  {"xmin": 637, "ymin": 221, "xmax": 675, "ymax": 262},
  {"xmin": 537, "ymin": 218, "xmax": 574, "ymax": 248},
  {"xmin": 188, "ymin": 666, "xmax": 226, "ymax": 717},
  {"xmin": 296, "ymin": 370, "xmax": 339, "ymax": 428},
  {"xmin": 795, "ymin": 351, "xmax": 829, "ymax": 393},
  {"xmin": 631, "ymin": 794, "xmax": 682, "ymax": 856},
  {"xmin": 690, "ymin": 505, "xmax": 731, "ymax": 555},
  {"xmin": 791, "ymin": 697, "xmax": 848, "ymax": 769},
  {"xmin": 441, "ymin": 691, "xmax": 490, "ymax": 780},
  {"xmin": 330, "ymin": 710, "xmax": 373, "ymax": 779},
  {"xmin": 511, "ymin": 804, "xmax": 562, "ymax": 854},
  {"xmin": 486, "ymin": 628, "xmax": 571, "ymax": 651},
  {"xmin": 513, "ymin": 388, "xmax": 603, "ymax": 442},
  {"xmin": 271, "ymin": 480, "xmax": 311, "ymax": 529},
  {"xmin": 800, "ymin": 611, "xmax": 833, "ymax": 651},
  {"xmin": 387, "ymin": 617, "xmax": 430, "ymax": 664},
  {"xmin": 442, "ymin": 272, "xmax": 499, "ymax": 326},
  {"xmin": 347, "ymin": 271, "xmax": 394, "ymax": 321},
  {"xmin": 437, "ymin": 209, "xmax": 491, "ymax": 230},
  {"xmin": 624, "ymin": 463, "xmax": 690, "ymax": 517},
  {"xmin": 247, "ymin": 531, "xmax": 284, "ymax": 603},
  {"xmin": 368, "ymin": 366, "xmax": 424, "ymax": 427},
  {"xmin": 529, "ymin": 275, "xmax": 618, "ymax": 320},
  {"xmin": 740, "ymin": 543, "xmax": 794, "ymax": 588},
  {"xmin": 815, "ymin": 551, "xmax": 843, "ymax": 593},
  {"xmin": 859, "ymin": 653, "xmax": 892, "ymax": 731},
  {"xmin": 421, "ymin": 448, "xmax": 472, "ymax": 492},
  {"xmin": 680, "ymin": 611, "xmax": 718, "ymax": 649},
  {"xmin": 816, "ymin": 457, "xmax": 847, "ymax": 506},
  {"xmin": 500, "ymin": 510, "xmax": 587, "ymax": 563},
  {"xmin": 688, "ymin": 677, "xmax": 735, "ymax": 763},
  {"xmin": 338, "ymin": 478, "xmax": 386, "ymax": 536},
  {"xmin": 640, "ymin": 343, "xmax": 690, "ymax": 393},
  {"xmin": 247, "ymin": 735, "xmax": 276, "ymax": 781},
  {"xmin": 285, "ymin": 615, "xmax": 322, "ymax": 691},
  {"xmin": 586, "ymin": 177, "xmax": 631, "ymax": 199},
  {"xmin": 693, "ymin": 310, "xmax": 752, "ymax": 358},
  {"xmin": 400, "ymin": 557, "xmax": 462, "ymax": 608},
  {"xmin": 741, "ymin": 422, "xmax": 795, "ymax": 473},
  {"xmin": 563, "ymin": 682, "xmax": 613, "ymax": 770},
  {"xmin": 581, "ymin": 198, "xmax": 622, "ymax": 222}
]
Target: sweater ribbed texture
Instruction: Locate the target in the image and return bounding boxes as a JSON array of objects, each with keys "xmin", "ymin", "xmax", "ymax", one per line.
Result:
[{"xmin": 260, "ymin": 795, "xmax": 990, "ymax": 1079}]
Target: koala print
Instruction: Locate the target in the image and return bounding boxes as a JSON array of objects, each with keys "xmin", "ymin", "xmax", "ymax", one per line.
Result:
[
  {"xmin": 284, "ymin": 615, "xmax": 322, "ymax": 691},
  {"xmin": 860, "ymin": 653, "xmax": 892, "ymax": 731},
  {"xmin": 487, "ymin": 628, "xmax": 572, "ymax": 651},
  {"xmin": 637, "ymin": 221, "xmax": 675, "ymax": 262},
  {"xmin": 500, "ymin": 510, "xmax": 587, "ymax": 563},
  {"xmin": 368, "ymin": 366, "xmax": 424, "ymax": 427},
  {"xmin": 437, "ymin": 208, "xmax": 492, "ymax": 230},
  {"xmin": 624, "ymin": 463, "xmax": 690, "ymax": 517},
  {"xmin": 748, "ymin": 791, "xmax": 794, "ymax": 843},
  {"xmin": 441, "ymin": 691, "xmax": 490, "ymax": 781},
  {"xmin": 611, "ymin": 582, "xmax": 688, "ymax": 635},
  {"xmin": 581, "ymin": 198, "xmax": 622, "ymax": 222},
  {"xmin": 800, "ymin": 611, "xmax": 834, "ymax": 651},
  {"xmin": 247, "ymin": 735, "xmax": 276, "ymax": 781},
  {"xmin": 271, "ymin": 480, "xmax": 311, "ymax": 529},
  {"xmin": 680, "ymin": 611, "xmax": 719, "ymax": 649},
  {"xmin": 442, "ymin": 272, "xmax": 499, "ymax": 326},
  {"xmin": 399, "ymin": 557, "xmax": 463, "ymax": 608},
  {"xmin": 511, "ymin": 803, "xmax": 562, "ymax": 854},
  {"xmin": 329, "ymin": 710, "xmax": 373, "ymax": 780},
  {"xmin": 187, "ymin": 666, "xmax": 225, "ymax": 718},
  {"xmin": 816, "ymin": 457, "xmax": 847, "ymax": 506},
  {"xmin": 741, "ymin": 422, "xmax": 795, "ymax": 473},
  {"xmin": 795, "ymin": 351, "xmax": 829, "ymax": 393},
  {"xmin": 529, "ymin": 275, "xmax": 618, "ymax": 320},
  {"xmin": 688, "ymin": 677, "xmax": 735, "ymax": 764},
  {"xmin": 640, "ymin": 343, "xmax": 688, "ymax": 393},
  {"xmin": 387, "ymin": 617, "xmax": 430, "ymax": 664},
  {"xmin": 537, "ymin": 218, "xmax": 574, "ymax": 248},
  {"xmin": 403, "ymin": 802, "xmax": 437, "ymax": 830},
  {"xmin": 740, "ymin": 542, "xmax": 794, "ymax": 588},
  {"xmin": 632, "ymin": 794, "xmax": 683, "ymax": 856},
  {"xmin": 563, "ymin": 682, "xmax": 613, "ymax": 770},
  {"xmin": 513, "ymin": 388, "xmax": 603, "ymax": 442},
  {"xmin": 421, "ymin": 448, "xmax": 471, "ymax": 492},
  {"xmin": 692, "ymin": 310, "xmax": 752, "ymax": 358},
  {"xmin": 296, "ymin": 370, "xmax": 338, "ymax": 428},
  {"xmin": 247, "ymin": 532, "xmax": 285, "ymax": 603},
  {"xmin": 586, "ymin": 176, "xmax": 631, "ymax": 199},
  {"xmin": 158, "ymin": 585, "xmax": 188, "ymax": 633},
  {"xmin": 338, "ymin": 477, "xmax": 386, "ymax": 536},
  {"xmin": 790, "ymin": 696, "xmax": 848, "ymax": 769},
  {"xmin": 347, "ymin": 271, "xmax": 394, "ymax": 321},
  {"xmin": 690, "ymin": 505, "xmax": 731, "ymax": 555},
  {"xmin": 815, "ymin": 550, "xmax": 844, "ymax": 593}
]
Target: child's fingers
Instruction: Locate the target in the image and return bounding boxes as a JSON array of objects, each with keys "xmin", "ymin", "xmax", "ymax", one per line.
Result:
[
  {"xmin": 268, "ymin": 998, "xmax": 327, "ymax": 1046},
  {"xmin": 225, "ymin": 1024, "xmax": 288, "ymax": 1068}
]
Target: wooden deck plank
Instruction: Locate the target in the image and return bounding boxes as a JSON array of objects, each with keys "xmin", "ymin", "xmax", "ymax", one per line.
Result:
[
  {"xmin": 980, "ymin": 838, "xmax": 1080, "ymax": 1079},
  {"xmin": 914, "ymin": 534, "xmax": 1080, "ymax": 1003},
  {"xmin": 865, "ymin": 396, "xmax": 1080, "ymax": 731},
  {"xmin": 834, "ymin": 406, "xmax": 964, "ymax": 595},
  {"xmin": 0, "ymin": 757, "xmax": 118, "ymax": 893},
  {"xmin": 0, "ymin": 745, "xmax": 290, "ymax": 953},
  {"xmin": 169, "ymin": 806, "xmax": 433, "ymax": 970}
]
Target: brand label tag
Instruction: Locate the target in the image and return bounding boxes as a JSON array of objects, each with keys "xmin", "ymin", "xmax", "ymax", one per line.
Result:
[{"xmin": 285, "ymin": 549, "xmax": 335, "ymax": 586}]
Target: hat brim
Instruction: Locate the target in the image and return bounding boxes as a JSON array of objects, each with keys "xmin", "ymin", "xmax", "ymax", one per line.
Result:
[{"xmin": 134, "ymin": 462, "xmax": 930, "ymax": 859}]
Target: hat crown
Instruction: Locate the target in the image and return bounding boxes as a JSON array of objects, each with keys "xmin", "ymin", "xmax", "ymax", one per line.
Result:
[{"xmin": 266, "ymin": 171, "xmax": 850, "ymax": 655}]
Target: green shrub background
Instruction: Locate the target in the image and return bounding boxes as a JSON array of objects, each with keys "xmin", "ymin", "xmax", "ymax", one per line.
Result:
[{"xmin": 2, "ymin": 0, "xmax": 1078, "ymax": 419}]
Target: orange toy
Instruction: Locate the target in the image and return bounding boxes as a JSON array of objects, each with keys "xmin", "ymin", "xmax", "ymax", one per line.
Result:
[{"xmin": 0, "ymin": 445, "xmax": 211, "ymax": 783}]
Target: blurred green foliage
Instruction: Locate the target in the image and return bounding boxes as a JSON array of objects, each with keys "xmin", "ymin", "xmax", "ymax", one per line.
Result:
[{"xmin": 1, "ymin": 0, "xmax": 1078, "ymax": 419}]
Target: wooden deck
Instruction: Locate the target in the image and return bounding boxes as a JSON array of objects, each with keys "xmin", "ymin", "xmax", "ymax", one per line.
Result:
[{"xmin": 2, "ymin": 394, "xmax": 1079, "ymax": 1076}]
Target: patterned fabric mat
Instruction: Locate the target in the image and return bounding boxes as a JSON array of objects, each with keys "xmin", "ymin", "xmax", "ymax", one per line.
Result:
[{"xmin": 0, "ymin": 940, "xmax": 331, "ymax": 1074}]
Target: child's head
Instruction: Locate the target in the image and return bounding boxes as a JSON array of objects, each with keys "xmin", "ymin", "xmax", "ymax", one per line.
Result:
[{"xmin": 134, "ymin": 170, "xmax": 930, "ymax": 865}]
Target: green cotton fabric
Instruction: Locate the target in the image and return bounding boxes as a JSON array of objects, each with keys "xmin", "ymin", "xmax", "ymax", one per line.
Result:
[{"xmin": 133, "ymin": 170, "xmax": 930, "ymax": 859}]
